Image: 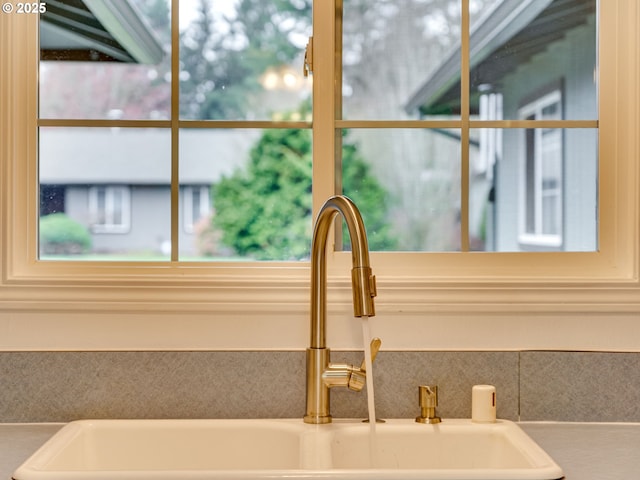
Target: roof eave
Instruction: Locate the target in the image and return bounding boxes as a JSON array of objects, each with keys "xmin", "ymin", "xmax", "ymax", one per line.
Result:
[
  {"xmin": 84, "ymin": 0, "xmax": 164, "ymax": 64},
  {"xmin": 404, "ymin": 0, "xmax": 554, "ymax": 114},
  {"xmin": 40, "ymin": 0, "xmax": 164, "ymax": 64}
]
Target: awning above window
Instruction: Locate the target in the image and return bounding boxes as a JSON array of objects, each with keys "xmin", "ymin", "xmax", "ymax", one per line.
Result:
[{"xmin": 40, "ymin": 0, "xmax": 164, "ymax": 63}]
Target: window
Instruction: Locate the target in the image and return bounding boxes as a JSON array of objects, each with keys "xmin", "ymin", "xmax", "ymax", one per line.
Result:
[
  {"xmin": 183, "ymin": 186, "xmax": 210, "ymax": 234},
  {"xmin": 89, "ymin": 186, "xmax": 131, "ymax": 234},
  {"xmin": 518, "ymin": 90, "xmax": 563, "ymax": 248},
  {"xmin": 39, "ymin": 185, "xmax": 65, "ymax": 216},
  {"xmin": 35, "ymin": 0, "xmax": 598, "ymax": 257},
  {"xmin": 37, "ymin": 1, "xmax": 312, "ymax": 261},
  {"xmin": 2, "ymin": 0, "xmax": 640, "ymax": 325}
]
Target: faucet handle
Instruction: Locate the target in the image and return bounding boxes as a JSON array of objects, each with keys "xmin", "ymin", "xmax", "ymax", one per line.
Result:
[
  {"xmin": 360, "ymin": 337, "xmax": 382, "ymax": 371},
  {"xmin": 348, "ymin": 337, "xmax": 381, "ymax": 391}
]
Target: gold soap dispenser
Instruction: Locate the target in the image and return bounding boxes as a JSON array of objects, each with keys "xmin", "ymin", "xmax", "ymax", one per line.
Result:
[{"xmin": 415, "ymin": 385, "xmax": 441, "ymax": 424}]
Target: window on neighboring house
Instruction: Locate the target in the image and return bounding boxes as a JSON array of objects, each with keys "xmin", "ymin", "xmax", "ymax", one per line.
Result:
[
  {"xmin": 39, "ymin": 185, "xmax": 65, "ymax": 216},
  {"xmin": 89, "ymin": 186, "xmax": 131, "ymax": 234},
  {"xmin": 518, "ymin": 90, "xmax": 563, "ymax": 249},
  {"xmin": 183, "ymin": 186, "xmax": 210, "ymax": 234}
]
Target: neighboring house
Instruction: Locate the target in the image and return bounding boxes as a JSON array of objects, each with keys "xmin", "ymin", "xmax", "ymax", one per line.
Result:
[
  {"xmin": 406, "ymin": 0, "xmax": 597, "ymax": 252},
  {"xmin": 39, "ymin": 128, "xmax": 255, "ymax": 256}
]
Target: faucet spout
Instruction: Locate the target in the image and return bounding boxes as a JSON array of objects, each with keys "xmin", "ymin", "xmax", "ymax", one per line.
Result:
[
  {"xmin": 304, "ymin": 195, "xmax": 377, "ymax": 424},
  {"xmin": 309, "ymin": 195, "xmax": 377, "ymax": 349}
]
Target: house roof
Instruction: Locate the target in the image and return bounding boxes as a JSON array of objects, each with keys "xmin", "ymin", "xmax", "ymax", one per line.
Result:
[
  {"xmin": 39, "ymin": 129, "xmax": 257, "ymax": 185},
  {"xmin": 405, "ymin": 0, "xmax": 596, "ymax": 115},
  {"xmin": 40, "ymin": 0, "xmax": 164, "ymax": 63}
]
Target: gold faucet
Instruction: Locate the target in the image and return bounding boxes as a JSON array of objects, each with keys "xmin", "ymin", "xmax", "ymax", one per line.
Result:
[{"xmin": 304, "ymin": 195, "xmax": 378, "ymax": 424}]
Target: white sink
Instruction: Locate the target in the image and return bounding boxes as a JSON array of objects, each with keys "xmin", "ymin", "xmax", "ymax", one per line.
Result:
[
  {"xmin": 13, "ymin": 419, "xmax": 563, "ymax": 480},
  {"xmin": 328, "ymin": 420, "xmax": 564, "ymax": 479}
]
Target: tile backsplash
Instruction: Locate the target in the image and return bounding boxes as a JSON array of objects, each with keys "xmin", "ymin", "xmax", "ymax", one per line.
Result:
[
  {"xmin": 1, "ymin": 351, "xmax": 639, "ymax": 423},
  {"xmin": 520, "ymin": 351, "xmax": 640, "ymax": 422}
]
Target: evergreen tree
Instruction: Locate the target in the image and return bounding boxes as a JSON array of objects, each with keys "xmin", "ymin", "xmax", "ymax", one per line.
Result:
[{"xmin": 212, "ymin": 114, "xmax": 397, "ymax": 260}]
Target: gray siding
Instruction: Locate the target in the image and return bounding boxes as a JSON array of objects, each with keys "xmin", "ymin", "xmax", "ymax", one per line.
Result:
[
  {"xmin": 495, "ymin": 15, "xmax": 597, "ymax": 251},
  {"xmin": 40, "ymin": 129, "xmax": 259, "ymax": 256}
]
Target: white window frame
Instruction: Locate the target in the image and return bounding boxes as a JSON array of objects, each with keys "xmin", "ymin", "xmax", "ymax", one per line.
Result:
[
  {"xmin": 1, "ymin": 1, "xmax": 640, "ymax": 350},
  {"xmin": 518, "ymin": 90, "xmax": 564, "ymax": 248},
  {"xmin": 183, "ymin": 186, "xmax": 210, "ymax": 234},
  {"xmin": 89, "ymin": 185, "xmax": 131, "ymax": 234}
]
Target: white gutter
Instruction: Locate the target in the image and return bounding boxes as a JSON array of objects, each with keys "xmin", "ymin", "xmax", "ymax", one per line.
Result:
[{"xmin": 84, "ymin": 0, "xmax": 164, "ymax": 64}]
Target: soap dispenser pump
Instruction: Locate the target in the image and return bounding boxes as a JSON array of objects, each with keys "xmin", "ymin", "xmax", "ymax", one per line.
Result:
[{"xmin": 415, "ymin": 385, "xmax": 442, "ymax": 424}]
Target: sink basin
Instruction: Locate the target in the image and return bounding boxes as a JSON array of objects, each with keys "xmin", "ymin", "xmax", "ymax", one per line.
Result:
[
  {"xmin": 13, "ymin": 419, "xmax": 308, "ymax": 478},
  {"xmin": 328, "ymin": 420, "xmax": 564, "ymax": 478},
  {"xmin": 13, "ymin": 419, "xmax": 563, "ymax": 480}
]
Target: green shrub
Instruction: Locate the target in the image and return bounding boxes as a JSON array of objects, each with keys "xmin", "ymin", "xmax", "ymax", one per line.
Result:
[
  {"xmin": 212, "ymin": 126, "xmax": 397, "ymax": 260},
  {"xmin": 39, "ymin": 213, "xmax": 92, "ymax": 255}
]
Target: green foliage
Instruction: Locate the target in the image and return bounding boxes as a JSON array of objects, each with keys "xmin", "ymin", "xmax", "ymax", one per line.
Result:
[
  {"xmin": 212, "ymin": 124, "xmax": 397, "ymax": 260},
  {"xmin": 212, "ymin": 128, "xmax": 313, "ymax": 260},
  {"xmin": 341, "ymin": 141, "xmax": 398, "ymax": 252},
  {"xmin": 39, "ymin": 213, "xmax": 92, "ymax": 255}
]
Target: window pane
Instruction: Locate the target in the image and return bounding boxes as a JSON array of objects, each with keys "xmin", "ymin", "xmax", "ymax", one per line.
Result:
[
  {"xmin": 39, "ymin": 0, "xmax": 171, "ymax": 120},
  {"xmin": 469, "ymin": 0, "xmax": 597, "ymax": 120},
  {"xmin": 470, "ymin": 128, "xmax": 597, "ymax": 252},
  {"xmin": 180, "ymin": 129, "xmax": 312, "ymax": 261},
  {"xmin": 179, "ymin": 0, "xmax": 312, "ymax": 121},
  {"xmin": 95, "ymin": 188, "xmax": 107, "ymax": 225},
  {"xmin": 39, "ymin": 128, "xmax": 171, "ymax": 260},
  {"xmin": 181, "ymin": 185, "xmax": 211, "ymax": 241},
  {"xmin": 341, "ymin": 129, "xmax": 461, "ymax": 252},
  {"xmin": 342, "ymin": 0, "xmax": 461, "ymax": 120}
]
